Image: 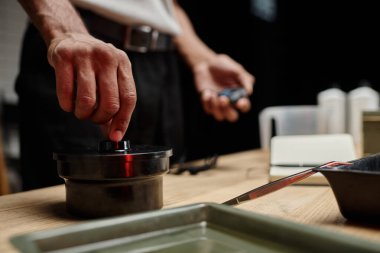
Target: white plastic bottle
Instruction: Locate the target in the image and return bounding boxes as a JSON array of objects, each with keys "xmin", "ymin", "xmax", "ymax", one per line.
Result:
[
  {"xmin": 347, "ymin": 81, "xmax": 380, "ymax": 145},
  {"xmin": 317, "ymin": 87, "xmax": 346, "ymax": 134}
]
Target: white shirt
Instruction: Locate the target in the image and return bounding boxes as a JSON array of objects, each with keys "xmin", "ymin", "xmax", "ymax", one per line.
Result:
[{"xmin": 70, "ymin": 0, "xmax": 181, "ymax": 35}]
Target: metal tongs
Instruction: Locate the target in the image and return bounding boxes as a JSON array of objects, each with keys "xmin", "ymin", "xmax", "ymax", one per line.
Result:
[{"xmin": 222, "ymin": 161, "xmax": 352, "ymax": 206}]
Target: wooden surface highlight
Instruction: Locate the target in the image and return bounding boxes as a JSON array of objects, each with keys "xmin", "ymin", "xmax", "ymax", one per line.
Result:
[{"xmin": 1, "ymin": 149, "xmax": 380, "ymax": 253}]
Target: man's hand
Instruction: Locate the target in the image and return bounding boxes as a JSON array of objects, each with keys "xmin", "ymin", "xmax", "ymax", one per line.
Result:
[
  {"xmin": 193, "ymin": 54, "xmax": 254, "ymax": 122},
  {"xmin": 18, "ymin": 0, "xmax": 137, "ymax": 142},
  {"xmin": 48, "ymin": 33, "xmax": 136, "ymax": 141},
  {"xmin": 172, "ymin": 3, "xmax": 255, "ymax": 122}
]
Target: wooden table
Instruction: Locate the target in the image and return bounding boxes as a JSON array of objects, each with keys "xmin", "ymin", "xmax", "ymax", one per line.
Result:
[{"xmin": 1, "ymin": 149, "xmax": 380, "ymax": 252}]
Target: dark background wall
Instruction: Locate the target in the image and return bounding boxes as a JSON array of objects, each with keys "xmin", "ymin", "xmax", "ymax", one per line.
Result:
[{"xmin": 178, "ymin": 0, "xmax": 380, "ymax": 160}]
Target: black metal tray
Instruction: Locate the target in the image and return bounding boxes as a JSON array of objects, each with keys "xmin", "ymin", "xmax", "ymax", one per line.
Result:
[{"xmin": 11, "ymin": 203, "xmax": 380, "ymax": 253}]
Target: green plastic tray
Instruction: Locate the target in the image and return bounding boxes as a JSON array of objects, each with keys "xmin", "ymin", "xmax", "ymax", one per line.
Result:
[{"xmin": 11, "ymin": 203, "xmax": 380, "ymax": 253}]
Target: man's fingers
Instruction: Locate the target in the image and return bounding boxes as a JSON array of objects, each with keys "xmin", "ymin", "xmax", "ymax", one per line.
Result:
[
  {"xmin": 108, "ymin": 55, "xmax": 136, "ymax": 142},
  {"xmin": 90, "ymin": 69, "xmax": 120, "ymax": 124},
  {"xmin": 223, "ymin": 107, "xmax": 239, "ymax": 122},
  {"xmin": 218, "ymin": 96, "xmax": 239, "ymax": 122},
  {"xmin": 209, "ymin": 96, "xmax": 224, "ymax": 121},
  {"xmin": 55, "ymin": 60, "xmax": 75, "ymax": 112},
  {"xmin": 237, "ymin": 72, "xmax": 255, "ymax": 95},
  {"xmin": 74, "ymin": 61, "xmax": 97, "ymax": 119},
  {"xmin": 235, "ymin": 97, "xmax": 251, "ymax": 113},
  {"xmin": 200, "ymin": 89, "xmax": 214, "ymax": 114},
  {"xmin": 89, "ymin": 45, "xmax": 122, "ymax": 124},
  {"xmin": 201, "ymin": 89, "xmax": 224, "ymax": 121},
  {"xmin": 202, "ymin": 90, "xmax": 242, "ymax": 121}
]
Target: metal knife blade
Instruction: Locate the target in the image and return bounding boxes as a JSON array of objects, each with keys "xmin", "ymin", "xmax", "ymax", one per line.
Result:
[{"xmin": 222, "ymin": 161, "xmax": 351, "ymax": 206}]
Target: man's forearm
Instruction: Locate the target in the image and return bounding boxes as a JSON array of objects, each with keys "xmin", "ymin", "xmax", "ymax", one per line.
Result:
[
  {"xmin": 172, "ymin": 2, "xmax": 216, "ymax": 70},
  {"xmin": 18, "ymin": 0, "xmax": 88, "ymax": 45}
]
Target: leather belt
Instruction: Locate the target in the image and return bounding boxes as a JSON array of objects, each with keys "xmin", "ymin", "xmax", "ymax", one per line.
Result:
[{"xmin": 79, "ymin": 9, "xmax": 174, "ymax": 53}]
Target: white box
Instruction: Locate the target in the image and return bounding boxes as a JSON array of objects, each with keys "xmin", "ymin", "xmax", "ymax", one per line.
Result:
[{"xmin": 270, "ymin": 134, "xmax": 357, "ymax": 185}]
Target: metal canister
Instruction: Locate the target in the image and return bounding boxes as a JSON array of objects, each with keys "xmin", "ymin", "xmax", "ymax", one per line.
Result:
[{"xmin": 54, "ymin": 140, "xmax": 172, "ymax": 218}]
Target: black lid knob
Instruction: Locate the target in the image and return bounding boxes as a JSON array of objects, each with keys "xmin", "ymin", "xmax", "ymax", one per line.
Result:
[{"xmin": 98, "ymin": 140, "xmax": 130, "ymax": 153}]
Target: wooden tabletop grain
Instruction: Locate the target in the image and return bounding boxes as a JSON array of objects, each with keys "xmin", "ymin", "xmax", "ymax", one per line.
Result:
[{"xmin": 1, "ymin": 149, "xmax": 380, "ymax": 253}]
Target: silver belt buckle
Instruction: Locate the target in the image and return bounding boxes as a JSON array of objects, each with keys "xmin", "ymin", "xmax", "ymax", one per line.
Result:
[{"xmin": 124, "ymin": 25, "xmax": 159, "ymax": 53}]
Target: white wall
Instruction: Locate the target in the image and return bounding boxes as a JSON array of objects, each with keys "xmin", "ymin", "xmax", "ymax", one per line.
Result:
[{"xmin": 0, "ymin": 1, "xmax": 27, "ymax": 104}]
